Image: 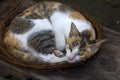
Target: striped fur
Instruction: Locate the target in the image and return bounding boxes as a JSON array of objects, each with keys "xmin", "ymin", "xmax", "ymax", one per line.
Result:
[{"xmin": 28, "ymin": 30, "xmax": 55, "ymax": 54}]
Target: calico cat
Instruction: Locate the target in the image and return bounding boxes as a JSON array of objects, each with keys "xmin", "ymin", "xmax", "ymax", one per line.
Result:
[{"xmin": 4, "ymin": 1, "xmax": 105, "ymax": 63}]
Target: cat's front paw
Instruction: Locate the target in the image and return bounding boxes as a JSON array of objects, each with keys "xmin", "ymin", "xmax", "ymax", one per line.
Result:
[{"xmin": 54, "ymin": 50, "xmax": 64, "ymax": 58}]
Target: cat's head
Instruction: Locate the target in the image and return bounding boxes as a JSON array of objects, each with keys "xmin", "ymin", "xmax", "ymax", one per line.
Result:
[{"xmin": 66, "ymin": 22, "xmax": 106, "ymax": 62}]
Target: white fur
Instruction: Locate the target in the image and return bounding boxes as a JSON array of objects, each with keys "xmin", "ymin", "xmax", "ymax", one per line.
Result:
[
  {"xmin": 50, "ymin": 11, "xmax": 92, "ymax": 51},
  {"xmin": 13, "ymin": 10, "xmax": 95, "ymax": 63},
  {"xmin": 14, "ymin": 18, "xmax": 52, "ymax": 48}
]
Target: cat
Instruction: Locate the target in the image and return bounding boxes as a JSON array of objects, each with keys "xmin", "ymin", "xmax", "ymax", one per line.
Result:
[{"xmin": 4, "ymin": 1, "xmax": 105, "ymax": 63}]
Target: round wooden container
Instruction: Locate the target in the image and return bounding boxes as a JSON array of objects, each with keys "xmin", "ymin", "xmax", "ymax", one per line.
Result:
[{"xmin": 0, "ymin": 0, "xmax": 103, "ymax": 71}]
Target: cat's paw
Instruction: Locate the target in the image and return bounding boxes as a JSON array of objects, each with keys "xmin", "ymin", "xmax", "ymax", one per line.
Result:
[{"xmin": 54, "ymin": 50, "xmax": 64, "ymax": 58}]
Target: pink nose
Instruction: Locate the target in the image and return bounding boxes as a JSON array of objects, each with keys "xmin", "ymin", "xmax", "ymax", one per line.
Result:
[
  {"xmin": 68, "ymin": 56, "xmax": 74, "ymax": 60},
  {"xmin": 68, "ymin": 52, "xmax": 78, "ymax": 60}
]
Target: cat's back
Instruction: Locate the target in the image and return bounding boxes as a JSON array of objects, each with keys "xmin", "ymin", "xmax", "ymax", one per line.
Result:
[{"xmin": 4, "ymin": 11, "xmax": 54, "ymax": 57}]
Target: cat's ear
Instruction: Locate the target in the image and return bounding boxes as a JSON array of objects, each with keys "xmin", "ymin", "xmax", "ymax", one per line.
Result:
[
  {"xmin": 69, "ymin": 22, "xmax": 80, "ymax": 38},
  {"xmin": 88, "ymin": 39, "xmax": 106, "ymax": 54}
]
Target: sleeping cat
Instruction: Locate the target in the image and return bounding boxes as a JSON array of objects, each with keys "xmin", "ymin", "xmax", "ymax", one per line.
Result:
[{"xmin": 4, "ymin": 1, "xmax": 105, "ymax": 63}]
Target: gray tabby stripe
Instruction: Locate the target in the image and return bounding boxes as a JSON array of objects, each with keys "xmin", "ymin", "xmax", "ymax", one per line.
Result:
[
  {"xmin": 28, "ymin": 30, "xmax": 56, "ymax": 54},
  {"xmin": 10, "ymin": 17, "xmax": 34, "ymax": 34}
]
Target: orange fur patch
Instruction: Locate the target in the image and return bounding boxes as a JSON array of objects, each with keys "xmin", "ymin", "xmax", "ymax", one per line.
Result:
[
  {"xmin": 4, "ymin": 30, "xmax": 21, "ymax": 48},
  {"xmin": 90, "ymin": 28, "xmax": 96, "ymax": 40},
  {"xmin": 22, "ymin": 7, "xmax": 33, "ymax": 17},
  {"xmin": 48, "ymin": 2, "xmax": 61, "ymax": 10},
  {"xmin": 67, "ymin": 37, "xmax": 81, "ymax": 44},
  {"xmin": 34, "ymin": 6, "xmax": 44, "ymax": 17},
  {"xmin": 22, "ymin": 53, "xmax": 30, "ymax": 61},
  {"xmin": 70, "ymin": 12, "xmax": 85, "ymax": 20},
  {"xmin": 13, "ymin": 49, "xmax": 32, "ymax": 62},
  {"xmin": 4, "ymin": 30, "xmax": 33, "ymax": 62},
  {"xmin": 84, "ymin": 51, "xmax": 92, "ymax": 59}
]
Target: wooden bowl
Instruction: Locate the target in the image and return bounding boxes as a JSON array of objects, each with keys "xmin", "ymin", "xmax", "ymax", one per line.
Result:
[{"xmin": 0, "ymin": 0, "xmax": 103, "ymax": 70}]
